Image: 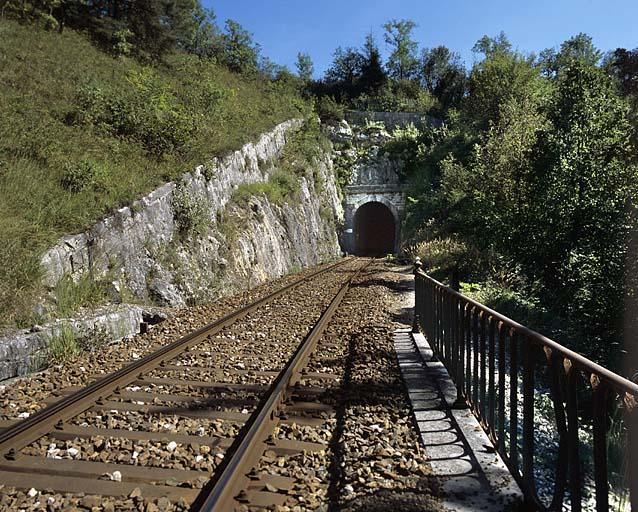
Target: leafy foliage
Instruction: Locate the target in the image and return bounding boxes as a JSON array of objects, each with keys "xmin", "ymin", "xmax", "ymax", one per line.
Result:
[
  {"xmin": 383, "ymin": 19, "xmax": 419, "ymax": 80},
  {"xmin": 527, "ymin": 64, "xmax": 636, "ymax": 360},
  {"xmin": 539, "ymin": 33, "xmax": 602, "ymax": 77},
  {"xmin": 472, "ymin": 31, "xmax": 512, "ymax": 59},
  {"xmin": 172, "ymin": 186, "xmax": 212, "ymax": 240},
  {"xmin": 313, "ymin": 24, "xmax": 444, "ymax": 114},
  {"xmin": 0, "ymin": 20, "xmax": 307, "ymax": 326},
  {"xmin": 401, "ymin": 36, "xmax": 638, "ymax": 369},
  {"xmin": 219, "ymin": 19, "xmax": 259, "ymax": 74},
  {"xmin": 295, "ymin": 52, "xmax": 314, "ymax": 81},
  {"xmin": 420, "ymin": 46, "xmax": 466, "ymax": 112}
]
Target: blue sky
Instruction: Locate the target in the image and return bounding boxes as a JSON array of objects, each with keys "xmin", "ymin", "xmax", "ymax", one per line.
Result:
[{"xmin": 204, "ymin": 0, "xmax": 638, "ymax": 77}]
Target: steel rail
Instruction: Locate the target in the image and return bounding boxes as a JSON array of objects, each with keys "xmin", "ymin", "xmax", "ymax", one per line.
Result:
[
  {"xmin": 195, "ymin": 258, "xmax": 372, "ymax": 511},
  {"xmin": 0, "ymin": 256, "xmax": 355, "ymax": 459}
]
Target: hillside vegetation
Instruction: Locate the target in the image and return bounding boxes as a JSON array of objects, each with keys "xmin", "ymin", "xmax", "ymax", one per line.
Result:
[
  {"xmin": 0, "ymin": 20, "xmax": 308, "ymax": 327},
  {"xmin": 309, "ymin": 16, "xmax": 638, "ymax": 371}
]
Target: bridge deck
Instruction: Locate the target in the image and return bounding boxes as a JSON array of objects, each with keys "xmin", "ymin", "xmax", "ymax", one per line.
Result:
[
  {"xmin": 389, "ymin": 267, "xmax": 523, "ymax": 511},
  {"xmin": 395, "ymin": 329, "xmax": 523, "ymax": 510}
]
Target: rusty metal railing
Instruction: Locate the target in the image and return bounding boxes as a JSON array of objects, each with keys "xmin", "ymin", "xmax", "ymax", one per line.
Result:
[{"xmin": 413, "ymin": 259, "xmax": 638, "ymax": 511}]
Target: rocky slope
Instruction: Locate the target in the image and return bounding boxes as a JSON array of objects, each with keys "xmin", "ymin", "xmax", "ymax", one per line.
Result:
[{"xmin": 0, "ymin": 119, "xmax": 343, "ymax": 380}]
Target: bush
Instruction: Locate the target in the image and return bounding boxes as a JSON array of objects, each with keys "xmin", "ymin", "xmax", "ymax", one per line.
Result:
[
  {"xmin": 407, "ymin": 237, "xmax": 469, "ymax": 274},
  {"xmin": 69, "ymin": 70, "xmax": 196, "ymax": 158},
  {"xmin": 460, "ymin": 281, "xmax": 553, "ymax": 336},
  {"xmin": 172, "ymin": 187, "xmax": 212, "ymax": 240},
  {"xmin": 350, "ymin": 82, "xmax": 440, "ymax": 113},
  {"xmin": 316, "ymin": 96, "xmax": 344, "ymax": 122},
  {"xmin": 60, "ymin": 159, "xmax": 110, "ymax": 192}
]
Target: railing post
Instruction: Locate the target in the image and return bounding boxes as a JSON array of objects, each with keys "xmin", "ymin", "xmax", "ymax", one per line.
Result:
[
  {"xmin": 452, "ymin": 295, "xmax": 468, "ymax": 409},
  {"xmin": 591, "ymin": 375, "xmax": 609, "ymax": 512},
  {"xmin": 522, "ymin": 337, "xmax": 537, "ymax": 502},
  {"xmin": 564, "ymin": 358, "xmax": 582, "ymax": 512},
  {"xmin": 412, "ymin": 257, "xmax": 422, "ymax": 333},
  {"xmin": 509, "ymin": 330, "xmax": 519, "ymax": 474},
  {"xmin": 628, "ymin": 385, "xmax": 638, "ymax": 512}
]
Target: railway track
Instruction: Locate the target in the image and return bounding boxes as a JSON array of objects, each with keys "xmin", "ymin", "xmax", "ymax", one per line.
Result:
[{"xmin": 0, "ymin": 257, "xmax": 371, "ymax": 510}]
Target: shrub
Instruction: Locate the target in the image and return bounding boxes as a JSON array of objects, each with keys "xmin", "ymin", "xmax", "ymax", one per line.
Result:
[
  {"xmin": 47, "ymin": 323, "xmax": 80, "ymax": 362},
  {"xmin": 69, "ymin": 69, "xmax": 196, "ymax": 158},
  {"xmin": 60, "ymin": 159, "xmax": 110, "ymax": 192},
  {"xmin": 112, "ymin": 28, "xmax": 133, "ymax": 57},
  {"xmin": 316, "ymin": 96, "xmax": 344, "ymax": 122},
  {"xmin": 351, "ymin": 83, "xmax": 440, "ymax": 113},
  {"xmin": 407, "ymin": 237, "xmax": 470, "ymax": 274},
  {"xmin": 172, "ymin": 187, "xmax": 212, "ymax": 240}
]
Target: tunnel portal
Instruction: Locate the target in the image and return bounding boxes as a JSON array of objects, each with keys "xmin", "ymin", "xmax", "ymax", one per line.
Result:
[{"xmin": 354, "ymin": 201, "xmax": 396, "ymax": 256}]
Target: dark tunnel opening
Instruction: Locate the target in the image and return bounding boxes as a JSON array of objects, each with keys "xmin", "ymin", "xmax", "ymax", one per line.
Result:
[{"xmin": 354, "ymin": 201, "xmax": 396, "ymax": 256}]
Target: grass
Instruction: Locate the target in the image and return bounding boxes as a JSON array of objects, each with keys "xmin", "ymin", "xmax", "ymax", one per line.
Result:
[
  {"xmin": 54, "ymin": 275, "xmax": 109, "ymax": 319},
  {"xmin": 0, "ymin": 19, "xmax": 309, "ymax": 326},
  {"xmin": 46, "ymin": 323, "xmax": 81, "ymax": 363},
  {"xmin": 230, "ymin": 118, "xmax": 331, "ymax": 207},
  {"xmin": 232, "ymin": 171, "xmax": 298, "ymax": 206}
]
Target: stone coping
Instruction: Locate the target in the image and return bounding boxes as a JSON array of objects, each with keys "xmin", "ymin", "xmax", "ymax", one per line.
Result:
[{"xmin": 395, "ymin": 328, "xmax": 524, "ymax": 511}]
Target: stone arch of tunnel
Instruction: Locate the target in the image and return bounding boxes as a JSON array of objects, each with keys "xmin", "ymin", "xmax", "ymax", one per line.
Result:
[{"xmin": 354, "ymin": 201, "xmax": 397, "ymax": 256}]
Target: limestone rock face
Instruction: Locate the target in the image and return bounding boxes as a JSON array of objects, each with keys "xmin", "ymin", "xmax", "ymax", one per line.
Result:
[
  {"xmin": 39, "ymin": 118, "xmax": 342, "ymax": 306},
  {"xmin": 2, "ymin": 118, "xmax": 344, "ymax": 381},
  {"xmin": 0, "ymin": 305, "xmax": 151, "ymax": 381}
]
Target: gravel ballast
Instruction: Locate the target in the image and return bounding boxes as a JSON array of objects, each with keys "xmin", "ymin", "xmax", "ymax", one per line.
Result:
[{"xmin": 0, "ymin": 260, "xmax": 443, "ymax": 511}]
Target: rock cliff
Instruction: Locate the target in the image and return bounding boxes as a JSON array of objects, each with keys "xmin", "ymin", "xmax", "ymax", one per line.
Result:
[
  {"xmin": 1, "ymin": 119, "xmax": 343, "ymax": 380},
  {"xmin": 40, "ymin": 118, "xmax": 342, "ymax": 306}
]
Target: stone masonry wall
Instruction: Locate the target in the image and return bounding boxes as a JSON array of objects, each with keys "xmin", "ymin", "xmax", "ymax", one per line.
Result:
[{"xmin": 345, "ymin": 110, "xmax": 441, "ymax": 129}]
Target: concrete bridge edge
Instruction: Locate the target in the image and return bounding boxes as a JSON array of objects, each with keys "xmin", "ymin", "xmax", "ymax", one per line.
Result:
[{"xmin": 395, "ymin": 328, "xmax": 525, "ymax": 511}]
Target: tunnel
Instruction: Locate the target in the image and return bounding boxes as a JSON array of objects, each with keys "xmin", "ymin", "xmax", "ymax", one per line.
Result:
[{"xmin": 354, "ymin": 201, "xmax": 396, "ymax": 256}]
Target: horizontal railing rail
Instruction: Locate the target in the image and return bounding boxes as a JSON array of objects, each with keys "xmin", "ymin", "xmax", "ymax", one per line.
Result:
[{"xmin": 413, "ymin": 258, "xmax": 638, "ymax": 512}]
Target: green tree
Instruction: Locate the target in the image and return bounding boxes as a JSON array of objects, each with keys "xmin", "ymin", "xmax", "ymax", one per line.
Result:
[
  {"xmin": 182, "ymin": 4, "xmax": 220, "ymax": 58},
  {"xmin": 420, "ymin": 45, "xmax": 466, "ymax": 110},
  {"xmin": 295, "ymin": 52, "xmax": 314, "ymax": 81},
  {"xmin": 259, "ymin": 56, "xmax": 287, "ymax": 79},
  {"xmin": 124, "ymin": 0, "xmax": 205, "ymax": 60},
  {"xmin": 539, "ymin": 33, "xmax": 602, "ymax": 76},
  {"xmin": 528, "ymin": 63, "xmax": 637, "ymax": 360},
  {"xmin": 359, "ymin": 34, "xmax": 387, "ymax": 93},
  {"xmin": 383, "ymin": 18, "xmax": 419, "ymax": 80},
  {"xmin": 606, "ymin": 47, "xmax": 638, "ymax": 146},
  {"xmin": 472, "ymin": 31, "xmax": 512, "ymax": 59},
  {"xmin": 324, "ymin": 46, "xmax": 364, "ymax": 99},
  {"xmin": 606, "ymin": 47, "xmax": 638, "ymax": 99},
  {"xmin": 465, "ymin": 49, "xmax": 544, "ymax": 130},
  {"xmin": 219, "ymin": 18, "xmax": 259, "ymax": 73}
]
